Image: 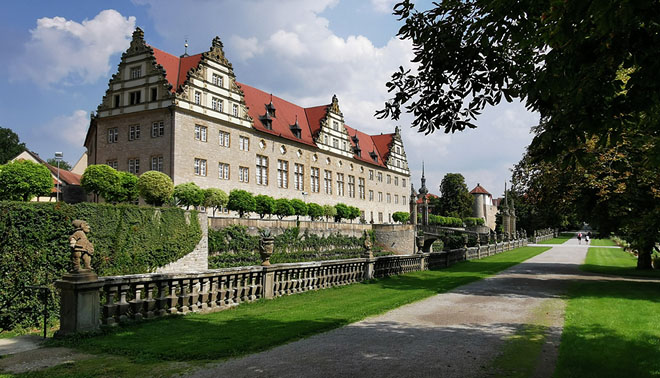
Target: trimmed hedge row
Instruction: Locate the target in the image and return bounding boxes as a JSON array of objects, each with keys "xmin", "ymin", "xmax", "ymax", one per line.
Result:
[{"xmin": 0, "ymin": 201, "xmax": 201, "ymax": 332}]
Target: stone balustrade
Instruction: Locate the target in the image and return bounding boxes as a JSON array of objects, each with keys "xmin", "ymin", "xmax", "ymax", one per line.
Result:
[{"xmin": 56, "ymin": 237, "xmax": 529, "ymax": 335}]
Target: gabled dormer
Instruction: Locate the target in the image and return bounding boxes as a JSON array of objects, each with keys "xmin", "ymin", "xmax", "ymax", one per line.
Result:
[
  {"xmin": 312, "ymin": 95, "xmax": 353, "ymax": 158},
  {"xmin": 371, "ymin": 126, "xmax": 409, "ymax": 175}
]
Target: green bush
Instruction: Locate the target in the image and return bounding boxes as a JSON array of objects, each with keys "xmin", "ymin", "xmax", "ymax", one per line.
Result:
[
  {"xmin": 307, "ymin": 203, "xmax": 324, "ymax": 221},
  {"xmin": 392, "ymin": 211, "xmax": 410, "ymax": 223},
  {"xmin": 289, "ymin": 199, "xmax": 308, "ymax": 218},
  {"xmin": 204, "ymin": 188, "xmax": 228, "ymax": 217},
  {"xmin": 254, "ymin": 195, "xmax": 275, "ymax": 219},
  {"xmin": 463, "ymin": 217, "xmax": 485, "ymax": 227},
  {"xmin": 174, "ymin": 182, "xmax": 204, "ymax": 209},
  {"xmin": 227, "ymin": 189, "xmax": 256, "ymax": 218},
  {"xmin": 138, "ymin": 171, "xmax": 174, "ymax": 206},
  {"xmin": 0, "ymin": 160, "xmax": 52, "ymax": 201},
  {"xmin": 274, "ymin": 198, "xmax": 295, "ymax": 219},
  {"xmin": 334, "ymin": 203, "xmax": 350, "ymax": 222},
  {"xmin": 0, "ymin": 201, "xmax": 201, "ymax": 332},
  {"xmin": 429, "ymin": 214, "xmax": 463, "ymax": 227}
]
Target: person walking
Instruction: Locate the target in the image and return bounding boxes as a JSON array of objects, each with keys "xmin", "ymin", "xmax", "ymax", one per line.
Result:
[
  {"xmin": 577, "ymin": 232, "xmax": 582, "ymax": 245},
  {"xmin": 585, "ymin": 234, "xmax": 590, "ymax": 244}
]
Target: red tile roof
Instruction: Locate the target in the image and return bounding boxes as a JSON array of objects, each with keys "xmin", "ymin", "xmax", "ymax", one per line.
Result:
[
  {"xmin": 470, "ymin": 184, "xmax": 491, "ymax": 196},
  {"xmin": 45, "ymin": 163, "xmax": 82, "ymax": 185},
  {"xmin": 416, "ymin": 193, "xmax": 438, "ymax": 204},
  {"xmin": 149, "ymin": 43, "xmax": 397, "ymax": 168}
]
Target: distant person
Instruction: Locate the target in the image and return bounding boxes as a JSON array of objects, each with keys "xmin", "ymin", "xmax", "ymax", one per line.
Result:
[
  {"xmin": 577, "ymin": 232, "xmax": 582, "ymax": 244},
  {"xmin": 585, "ymin": 234, "xmax": 590, "ymax": 244},
  {"xmin": 588, "ymin": 231, "xmax": 592, "ymax": 239}
]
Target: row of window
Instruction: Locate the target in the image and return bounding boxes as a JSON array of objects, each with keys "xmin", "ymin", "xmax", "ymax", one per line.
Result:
[
  {"xmin": 106, "ymin": 156, "xmax": 163, "ymax": 174},
  {"xmin": 368, "ymin": 169, "xmax": 407, "ymax": 188},
  {"xmin": 194, "ymin": 91, "xmax": 240, "ymax": 117},
  {"xmin": 107, "ymin": 121, "xmax": 165, "ymax": 144},
  {"xmin": 113, "ymin": 88, "xmax": 159, "ymax": 108}
]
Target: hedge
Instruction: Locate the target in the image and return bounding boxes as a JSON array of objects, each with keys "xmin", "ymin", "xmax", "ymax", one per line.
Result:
[
  {"xmin": 0, "ymin": 201, "xmax": 201, "ymax": 332},
  {"xmin": 463, "ymin": 217, "xmax": 485, "ymax": 227}
]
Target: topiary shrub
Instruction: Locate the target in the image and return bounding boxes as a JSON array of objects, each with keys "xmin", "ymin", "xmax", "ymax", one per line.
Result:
[
  {"xmin": 174, "ymin": 182, "xmax": 204, "ymax": 209},
  {"xmin": 392, "ymin": 211, "xmax": 410, "ymax": 223},
  {"xmin": 307, "ymin": 203, "xmax": 324, "ymax": 221},
  {"xmin": 204, "ymin": 188, "xmax": 228, "ymax": 217},
  {"xmin": 254, "ymin": 194, "xmax": 275, "ymax": 219},
  {"xmin": 274, "ymin": 198, "xmax": 295, "ymax": 220},
  {"xmin": 0, "ymin": 160, "xmax": 53, "ymax": 201},
  {"xmin": 227, "ymin": 189, "xmax": 256, "ymax": 218},
  {"xmin": 81, "ymin": 164, "xmax": 120, "ymax": 202},
  {"xmin": 138, "ymin": 171, "xmax": 174, "ymax": 206}
]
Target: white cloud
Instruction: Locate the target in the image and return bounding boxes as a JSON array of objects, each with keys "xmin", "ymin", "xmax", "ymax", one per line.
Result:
[
  {"xmin": 370, "ymin": 0, "xmax": 396, "ymax": 13},
  {"xmin": 230, "ymin": 36, "xmax": 260, "ymax": 61},
  {"xmin": 40, "ymin": 109, "xmax": 89, "ymax": 148},
  {"xmin": 10, "ymin": 10, "xmax": 135, "ymax": 86}
]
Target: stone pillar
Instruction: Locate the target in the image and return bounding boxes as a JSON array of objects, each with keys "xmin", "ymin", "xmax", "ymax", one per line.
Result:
[
  {"xmin": 422, "ymin": 197, "xmax": 429, "ymax": 226},
  {"xmin": 262, "ymin": 266, "xmax": 275, "ymax": 299},
  {"xmin": 55, "ymin": 274, "xmax": 104, "ymax": 336},
  {"xmin": 364, "ymin": 257, "xmax": 375, "ymax": 280}
]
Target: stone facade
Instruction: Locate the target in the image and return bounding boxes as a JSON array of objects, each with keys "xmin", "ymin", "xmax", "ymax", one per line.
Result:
[
  {"xmin": 85, "ymin": 28, "xmax": 410, "ymax": 224},
  {"xmin": 470, "ymin": 183, "xmax": 498, "ymax": 231},
  {"xmin": 372, "ymin": 224, "xmax": 415, "ymax": 255}
]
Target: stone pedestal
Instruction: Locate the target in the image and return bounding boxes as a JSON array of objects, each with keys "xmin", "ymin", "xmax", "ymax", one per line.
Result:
[
  {"xmin": 55, "ymin": 272, "xmax": 103, "ymax": 337},
  {"xmin": 364, "ymin": 258, "xmax": 375, "ymax": 280},
  {"xmin": 262, "ymin": 267, "xmax": 275, "ymax": 299}
]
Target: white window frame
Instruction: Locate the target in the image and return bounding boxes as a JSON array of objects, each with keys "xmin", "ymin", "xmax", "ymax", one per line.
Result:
[
  {"xmin": 311, "ymin": 167, "xmax": 320, "ymax": 193},
  {"xmin": 294, "ymin": 163, "xmax": 304, "ymax": 191},
  {"xmin": 239, "ymin": 166, "xmax": 249, "ymax": 183},
  {"xmin": 151, "ymin": 121, "xmax": 164, "ymax": 138},
  {"xmin": 219, "ymin": 130, "xmax": 230, "ymax": 147},
  {"xmin": 256, "ymin": 155, "xmax": 268, "ymax": 185},
  {"xmin": 218, "ymin": 162, "xmax": 230, "ymax": 180},
  {"xmin": 239, "ymin": 136, "xmax": 250, "ymax": 151},
  {"xmin": 194, "ymin": 158, "xmax": 207, "ymax": 176},
  {"xmin": 195, "ymin": 125, "xmax": 207, "ymax": 142}
]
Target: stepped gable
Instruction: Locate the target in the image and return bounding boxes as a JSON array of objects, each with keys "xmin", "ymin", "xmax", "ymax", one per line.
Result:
[
  {"xmin": 371, "ymin": 133, "xmax": 394, "ymax": 164},
  {"xmin": 470, "ymin": 183, "xmax": 491, "ymax": 196},
  {"xmin": 238, "ymin": 82, "xmax": 317, "ymax": 147},
  {"xmin": 344, "ymin": 126, "xmax": 387, "ymax": 168},
  {"xmin": 150, "ymin": 47, "xmax": 202, "ymax": 93}
]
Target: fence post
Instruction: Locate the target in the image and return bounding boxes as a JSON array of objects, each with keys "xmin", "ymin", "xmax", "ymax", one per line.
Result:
[
  {"xmin": 262, "ymin": 266, "xmax": 275, "ymax": 299},
  {"xmin": 55, "ymin": 274, "xmax": 104, "ymax": 337},
  {"xmin": 364, "ymin": 257, "xmax": 375, "ymax": 280}
]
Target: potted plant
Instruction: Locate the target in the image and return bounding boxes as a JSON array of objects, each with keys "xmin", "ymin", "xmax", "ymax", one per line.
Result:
[{"xmin": 259, "ymin": 229, "xmax": 275, "ymax": 266}]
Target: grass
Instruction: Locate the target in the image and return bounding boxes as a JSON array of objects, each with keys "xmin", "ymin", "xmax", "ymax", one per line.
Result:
[
  {"xmin": 589, "ymin": 238, "xmax": 617, "ymax": 247},
  {"xmin": 4, "ymin": 246, "xmax": 549, "ymax": 378},
  {"xmin": 554, "ymin": 280, "xmax": 660, "ymax": 378},
  {"xmin": 581, "ymin": 247, "xmax": 660, "ymax": 278}
]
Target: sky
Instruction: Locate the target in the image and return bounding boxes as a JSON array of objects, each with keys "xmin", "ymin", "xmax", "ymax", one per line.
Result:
[{"xmin": 0, "ymin": 0, "xmax": 539, "ymax": 199}]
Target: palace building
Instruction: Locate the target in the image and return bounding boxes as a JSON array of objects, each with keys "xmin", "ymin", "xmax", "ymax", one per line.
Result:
[{"xmin": 84, "ymin": 28, "xmax": 410, "ymax": 223}]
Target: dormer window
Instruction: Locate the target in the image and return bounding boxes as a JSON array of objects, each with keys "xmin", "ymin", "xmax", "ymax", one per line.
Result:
[
  {"xmin": 290, "ymin": 117, "xmax": 302, "ymax": 139},
  {"xmin": 370, "ymin": 151, "xmax": 378, "ymax": 163},
  {"xmin": 259, "ymin": 113, "xmax": 272, "ymax": 130},
  {"xmin": 265, "ymin": 98, "xmax": 276, "ymax": 118}
]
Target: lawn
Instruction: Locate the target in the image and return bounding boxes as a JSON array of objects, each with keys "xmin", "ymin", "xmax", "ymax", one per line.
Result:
[
  {"xmin": 588, "ymin": 238, "xmax": 617, "ymax": 247},
  {"xmin": 541, "ymin": 233, "xmax": 573, "ymax": 244},
  {"xmin": 7, "ymin": 246, "xmax": 549, "ymax": 378},
  {"xmin": 581, "ymin": 246, "xmax": 660, "ymax": 278}
]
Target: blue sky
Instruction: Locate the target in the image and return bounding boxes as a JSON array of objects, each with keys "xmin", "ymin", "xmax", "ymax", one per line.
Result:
[{"xmin": 0, "ymin": 0, "xmax": 538, "ymax": 198}]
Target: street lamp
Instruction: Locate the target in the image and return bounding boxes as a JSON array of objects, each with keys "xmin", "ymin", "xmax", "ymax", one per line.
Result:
[{"xmin": 54, "ymin": 152, "xmax": 63, "ymax": 202}]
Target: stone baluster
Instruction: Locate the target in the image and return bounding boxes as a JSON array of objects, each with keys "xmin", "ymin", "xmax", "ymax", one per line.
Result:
[
  {"xmin": 129, "ymin": 283, "xmax": 145, "ymax": 321},
  {"xmin": 117, "ymin": 284, "xmax": 130, "ymax": 323},
  {"xmin": 167, "ymin": 279, "xmax": 179, "ymax": 314},
  {"xmin": 155, "ymin": 280, "xmax": 168, "ymax": 317},
  {"xmin": 189, "ymin": 278, "xmax": 200, "ymax": 312},
  {"xmin": 102, "ymin": 285, "xmax": 118, "ymax": 326},
  {"xmin": 144, "ymin": 281, "xmax": 157, "ymax": 318}
]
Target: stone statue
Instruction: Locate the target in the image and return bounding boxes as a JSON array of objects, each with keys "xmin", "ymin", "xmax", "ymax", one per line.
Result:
[
  {"xmin": 362, "ymin": 230, "xmax": 373, "ymax": 258},
  {"xmin": 69, "ymin": 220, "xmax": 94, "ymax": 272}
]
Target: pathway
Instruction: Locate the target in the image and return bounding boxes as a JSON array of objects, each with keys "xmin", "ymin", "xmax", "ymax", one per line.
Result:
[{"xmin": 187, "ymin": 239, "xmax": 592, "ymax": 378}]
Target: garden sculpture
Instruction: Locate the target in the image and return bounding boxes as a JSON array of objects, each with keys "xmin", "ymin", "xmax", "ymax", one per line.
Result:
[{"xmin": 69, "ymin": 220, "xmax": 94, "ymax": 272}]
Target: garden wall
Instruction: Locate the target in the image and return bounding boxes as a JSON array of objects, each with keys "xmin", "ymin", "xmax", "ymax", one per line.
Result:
[{"xmin": 209, "ymin": 217, "xmax": 371, "ymax": 238}]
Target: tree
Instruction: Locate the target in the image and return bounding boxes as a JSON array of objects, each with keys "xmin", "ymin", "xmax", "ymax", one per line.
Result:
[
  {"xmin": 289, "ymin": 199, "xmax": 308, "ymax": 221},
  {"xmin": 113, "ymin": 171, "xmax": 139, "ymax": 204},
  {"xmin": 378, "ymin": 1, "xmax": 660, "ymax": 163},
  {"xmin": 323, "ymin": 204, "xmax": 337, "ymax": 221},
  {"xmin": 334, "ymin": 203, "xmax": 350, "ymax": 222},
  {"xmin": 392, "ymin": 211, "xmax": 410, "ymax": 224},
  {"xmin": 204, "ymin": 188, "xmax": 228, "ymax": 217},
  {"xmin": 138, "ymin": 171, "xmax": 174, "ymax": 206},
  {"xmin": 46, "ymin": 158, "xmax": 72, "ymax": 171},
  {"xmin": 227, "ymin": 189, "xmax": 256, "ymax": 218},
  {"xmin": 0, "ymin": 127, "xmax": 26, "ymax": 165},
  {"xmin": 81, "ymin": 164, "xmax": 120, "ymax": 201},
  {"xmin": 347, "ymin": 206, "xmax": 361, "ymax": 223},
  {"xmin": 174, "ymin": 182, "xmax": 205, "ymax": 209},
  {"xmin": 433, "ymin": 173, "xmax": 473, "ymax": 218},
  {"xmin": 0, "ymin": 160, "xmax": 52, "ymax": 201},
  {"xmin": 254, "ymin": 195, "xmax": 275, "ymax": 219},
  {"xmin": 307, "ymin": 203, "xmax": 324, "ymax": 221},
  {"xmin": 273, "ymin": 198, "xmax": 295, "ymax": 220}
]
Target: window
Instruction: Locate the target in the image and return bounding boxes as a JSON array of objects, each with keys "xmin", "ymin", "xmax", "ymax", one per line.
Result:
[
  {"xmin": 324, "ymin": 170, "xmax": 332, "ymax": 194},
  {"xmin": 195, "ymin": 125, "xmax": 207, "ymax": 142},
  {"xmin": 212, "ymin": 97, "xmax": 223, "ymax": 112},
  {"xmin": 403, "ymin": 196, "xmax": 406, "ymax": 204},
  {"xmin": 396, "ymin": 146, "xmax": 401, "ymax": 154},
  {"xmin": 239, "ymin": 166, "xmax": 249, "ymax": 183},
  {"xmin": 396, "ymin": 160, "xmax": 400, "ymax": 168},
  {"xmin": 194, "ymin": 158, "xmax": 207, "ymax": 176},
  {"xmin": 369, "ymin": 170, "xmax": 374, "ymax": 180},
  {"xmin": 256, "ymin": 155, "xmax": 268, "ymax": 185},
  {"xmin": 333, "ymin": 121, "xmax": 339, "ymax": 131},
  {"xmin": 348, "ymin": 175, "xmax": 355, "ymax": 198},
  {"xmin": 128, "ymin": 158, "xmax": 140, "ymax": 174},
  {"xmin": 369, "ymin": 190, "xmax": 374, "ymax": 201},
  {"xmin": 378, "ymin": 192, "xmax": 383, "ymax": 202},
  {"xmin": 378, "ymin": 172, "xmax": 383, "ymax": 182},
  {"xmin": 151, "ymin": 156, "xmax": 163, "ymax": 172},
  {"xmin": 311, "ymin": 167, "xmax": 320, "ymax": 193},
  {"xmin": 343, "ymin": 141, "xmax": 347, "ymax": 151},
  {"xmin": 218, "ymin": 162, "xmax": 230, "ymax": 180},
  {"xmin": 387, "ymin": 175, "xmax": 391, "ymax": 184},
  {"xmin": 114, "ymin": 95, "xmax": 120, "ymax": 108},
  {"xmin": 219, "ymin": 130, "xmax": 230, "ymax": 147},
  {"xmin": 129, "ymin": 91, "xmax": 141, "ymax": 105},
  {"xmin": 212, "ymin": 73, "xmax": 223, "ymax": 87},
  {"xmin": 128, "ymin": 125, "xmax": 140, "ymax": 141},
  {"xmin": 324, "ymin": 135, "xmax": 328, "ymax": 144},
  {"xmin": 277, "ymin": 160, "xmax": 288, "ymax": 188},
  {"xmin": 106, "ymin": 160, "xmax": 118, "ymax": 169},
  {"xmin": 402, "ymin": 178, "xmax": 407, "ymax": 187},
  {"xmin": 130, "ymin": 66, "xmax": 141, "ymax": 79},
  {"xmin": 395, "ymin": 176, "xmax": 399, "ymax": 186},
  {"xmin": 395, "ymin": 195, "xmax": 399, "ymax": 204},
  {"xmin": 294, "ymin": 163, "xmax": 304, "ymax": 191},
  {"xmin": 107, "ymin": 128, "xmax": 118, "ymax": 144},
  {"xmin": 239, "ymin": 136, "xmax": 249, "ymax": 151},
  {"xmin": 333, "ymin": 138, "xmax": 338, "ymax": 148},
  {"xmin": 337, "ymin": 173, "xmax": 344, "ymax": 196},
  {"xmin": 358, "ymin": 178, "xmax": 365, "ymax": 199},
  {"xmin": 387, "ymin": 193, "xmax": 391, "ymax": 203},
  {"xmin": 232, "ymin": 104, "xmax": 239, "ymax": 117},
  {"xmin": 151, "ymin": 87, "xmax": 157, "ymax": 102},
  {"xmin": 378, "ymin": 212, "xmax": 383, "ymax": 223},
  {"xmin": 151, "ymin": 121, "xmax": 164, "ymax": 138},
  {"xmin": 194, "ymin": 91, "xmax": 201, "ymax": 105}
]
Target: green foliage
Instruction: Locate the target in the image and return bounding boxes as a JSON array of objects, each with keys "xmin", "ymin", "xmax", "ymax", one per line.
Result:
[
  {"xmin": 208, "ymin": 225, "xmax": 260, "ymax": 256},
  {"xmin": 254, "ymin": 195, "xmax": 275, "ymax": 219},
  {"xmin": 137, "ymin": 171, "xmax": 174, "ymax": 206},
  {"xmin": 203, "ymin": 188, "xmax": 228, "ymax": 217},
  {"xmin": 109, "ymin": 171, "xmax": 139, "ymax": 204},
  {"xmin": 463, "ymin": 217, "xmax": 485, "ymax": 227},
  {"xmin": 273, "ymin": 198, "xmax": 295, "ymax": 219},
  {"xmin": 334, "ymin": 203, "xmax": 350, "ymax": 222},
  {"xmin": 0, "ymin": 201, "xmax": 201, "ymax": 332},
  {"xmin": 0, "ymin": 126, "xmax": 26, "ymax": 165},
  {"xmin": 0, "ymin": 159, "xmax": 52, "ymax": 201},
  {"xmin": 431, "ymin": 173, "xmax": 473, "ymax": 218},
  {"xmin": 306, "ymin": 203, "xmax": 324, "ymax": 221},
  {"xmin": 46, "ymin": 158, "xmax": 72, "ymax": 171},
  {"xmin": 323, "ymin": 204, "xmax": 336, "ymax": 221},
  {"xmin": 428, "ymin": 214, "xmax": 463, "ymax": 227},
  {"xmin": 289, "ymin": 199, "xmax": 308, "ymax": 217},
  {"xmin": 392, "ymin": 211, "xmax": 410, "ymax": 223},
  {"xmin": 227, "ymin": 189, "xmax": 255, "ymax": 218},
  {"xmin": 347, "ymin": 206, "xmax": 360, "ymax": 222},
  {"xmin": 173, "ymin": 182, "xmax": 204, "ymax": 209},
  {"xmin": 81, "ymin": 164, "xmax": 120, "ymax": 201}
]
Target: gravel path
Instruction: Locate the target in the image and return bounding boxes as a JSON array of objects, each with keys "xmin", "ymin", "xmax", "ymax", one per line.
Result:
[{"xmin": 186, "ymin": 240, "xmax": 592, "ymax": 378}]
